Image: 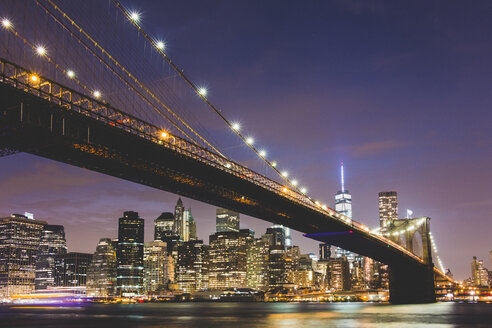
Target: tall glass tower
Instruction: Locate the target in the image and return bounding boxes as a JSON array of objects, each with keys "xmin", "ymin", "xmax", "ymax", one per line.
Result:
[
  {"xmin": 335, "ymin": 163, "xmax": 352, "ymax": 219},
  {"xmin": 334, "ymin": 163, "xmax": 355, "ymax": 262},
  {"xmin": 117, "ymin": 211, "xmax": 144, "ymax": 297},
  {"xmin": 35, "ymin": 225, "xmax": 67, "ymax": 290},
  {"xmin": 216, "ymin": 208, "xmax": 240, "ymax": 233}
]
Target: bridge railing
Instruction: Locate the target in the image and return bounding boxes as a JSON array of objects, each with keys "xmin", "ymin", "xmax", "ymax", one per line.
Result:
[{"xmin": 0, "ymin": 57, "xmax": 426, "ymax": 264}]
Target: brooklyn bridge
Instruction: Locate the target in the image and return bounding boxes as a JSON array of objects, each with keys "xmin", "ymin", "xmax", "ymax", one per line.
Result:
[{"xmin": 0, "ymin": 0, "xmax": 454, "ymax": 303}]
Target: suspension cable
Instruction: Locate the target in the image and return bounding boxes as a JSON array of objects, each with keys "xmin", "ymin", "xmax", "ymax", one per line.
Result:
[
  {"xmin": 38, "ymin": 0, "xmax": 224, "ymax": 156},
  {"xmin": 110, "ymin": 0, "xmax": 307, "ymax": 194}
]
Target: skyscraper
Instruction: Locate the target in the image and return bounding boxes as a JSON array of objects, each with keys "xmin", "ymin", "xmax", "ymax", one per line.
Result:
[
  {"xmin": 154, "ymin": 212, "xmax": 180, "ymax": 257},
  {"xmin": 246, "ymin": 239, "xmax": 269, "ymax": 290},
  {"xmin": 35, "ymin": 224, "xmax": 67, "ymax": 290},
  {"xmin": 328, "ymin": 258, "xmax": 351, "ymax": 291},
  {"xmin": 319, "ymin": 243, "xmax": 331, "ymax": 260},
  {"xmin": 263, "ymin": 227, "xmax": 285, "ymax": 247},
  {"xmin": 54, "ymin": 252, "xmax": 93, "ymax": 288},
  {"xmin": 176, "ymin": 240, "xmax": 208, "ymax": 293},
  {"xmin": 271, "ymin": 225, "xmax": 292, "ymax": 246},
  {"xmin": 174, "ymin": 198, "xmax": 185, "ymax": 239},
  {"xmin": 471, "ymin": 256, "xmax": 489, "ymax": 287},
  {"xmin": 267, "ymin": 245, "xmax": 288, "ymax": 288},
  {"xmin": 333, "ymin": 164, "xmax": 356, "ymax": 261},
  {"xmin": 143, "ymin": 241, "xmax": 173, "ymax": 295},
  {"xmin": 335, "ymin": 163, "xmax": 352, "ymax": 219},
  {"xmin": 154, "ymin": 212, "xmax": 174, "ymax": 241},
  {"xmin": 216, "ymin": 208, "xmax": 240, "ymax": 232},
  {"xmin": 0, "ymin": 214, "xmax": 46, "ymax": 297},
  {"xmin": 117, "ymin": 211, "xmax": 144, "ymax": 297},
  {"xmin": 183, "ymin": 208, "xmax": 197, "ymax": 242},
  {"xmin": 86, "ymin": 238, "xmax": 117, "ymax": 297},
  {"xmin": 208, "ymin": 229, "xmax": 252, "ymax": 289},
  {"xmin": 378, "ymin": 191, "xmax": 398, "ymax": 227}
]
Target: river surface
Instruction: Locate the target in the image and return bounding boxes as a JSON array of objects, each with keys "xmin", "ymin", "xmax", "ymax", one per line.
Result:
[{"xmin": 1, "ymin": 302, "xmax": 492, "ymax": 328}]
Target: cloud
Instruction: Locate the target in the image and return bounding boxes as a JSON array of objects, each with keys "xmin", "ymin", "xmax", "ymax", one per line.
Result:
[
  {"xmin": 328, "ymin": 140, "xmax": 409, "ymax": 158},
  {"xmin": 457, "ymin": 199, "xmax": 492, "ymax": 209}
]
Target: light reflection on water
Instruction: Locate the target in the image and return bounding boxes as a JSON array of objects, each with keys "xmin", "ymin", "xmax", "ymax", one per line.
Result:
[{"xmin": 1, "ymin": 302, "xmax": 491, "ymax": 328}]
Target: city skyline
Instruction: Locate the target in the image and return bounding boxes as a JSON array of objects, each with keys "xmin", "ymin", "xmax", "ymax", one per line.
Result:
[
  {"xmin": 1, "ymin": 0, "xmax": 492, "ymax": 282},
  {"xmin": 0, "ymin": 177, "xmax": 489, "ymax": 282}
]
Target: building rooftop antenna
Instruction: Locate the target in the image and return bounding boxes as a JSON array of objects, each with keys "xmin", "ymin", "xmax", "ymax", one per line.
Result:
[{"xmin": 340, "ymin": 162, "xmax": 345, "ymax": 192}]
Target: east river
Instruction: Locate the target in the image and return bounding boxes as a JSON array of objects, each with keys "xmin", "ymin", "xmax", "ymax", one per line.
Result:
[{"xmin": 1, "ymin": 302, "xmax": 492, "ymax": 328}]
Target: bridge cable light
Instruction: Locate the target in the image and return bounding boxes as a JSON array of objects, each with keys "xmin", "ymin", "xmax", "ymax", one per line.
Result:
[
  {"xmin": 93, "ymin": 90, "xmax": 101, "ymax": 99},
  {"xmin": 231, "ymin": 122, "xmax": 240, "ymax": 131},
  {"xmin": 129, "ymin": 11, "xmax": 141, "ymax": 22},
  {"xmin": 66, "ymin": 70, "xmax": 75, "ymax": 78},
  {"xmin": 156, "ymin": 41, "xmax": 165, "ymax": 50},
  {"xmin": 245, "ymin": 137, "xmax": 254, "ymax": 145},
  {"xmin": 198, "ymin": 87, "xmax": 207, "ymax": 97},
  {"xmin": 1, "ymin": 18, "xmax": 12, "ymax": 29},
  {"xmin": 35, "ymin": 45, "xmax": 47, "ymax": 56}
]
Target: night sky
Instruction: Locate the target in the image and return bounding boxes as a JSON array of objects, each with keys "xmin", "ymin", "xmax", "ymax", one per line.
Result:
[{"xmin": 1, "ymin": 0, "xmax": 492, "ymax": 280}]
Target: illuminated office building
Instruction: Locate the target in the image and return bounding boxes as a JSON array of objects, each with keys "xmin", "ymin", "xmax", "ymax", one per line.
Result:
[
  {"xmin": 117, "ymin": 211, "xmax": 144, "ymax": 297},
  {"xmin": 0, "ymin": 214, "xmax": 46, "ymax": 297},
  {"xmin": 176, "ymin": 240, "xmax": 208, "ymax": 293},
  {"xmin": 143, "ymin": 241, "xmax": 173, "ymax": 295},
  {"xmin": 216, "ymin": 208, "xmax": 240, "ymax": 233},
  {"xmin": 54, "ymin": 252, "xmax": 93, "ymax": 287},
  {"xmin": 86, "ymin": 238, "xmax": 117, "ymax": 297},
  {"xmin": 319, "ymin": 243, "xmax": 331, "ymax": 260},
  {"xmin": 379, "ymin": 191, "xmax": 398, "ymax": 227},
  {"xmin": 174, "ymin": 198, "xmax": 185, "ymax": 239},
  {"xmin": 208, "ymin": 229, "xmax": 253, "ymax": 289},
  {"xmin": 154, "ymin": 212, "xmax": 174, "ymax": 241},
  {"xmin": 328, "ymin": 258, "xmax": 351, "ymax": 291},
  {"xmin": 262, "ymin": 227, "xmax": 285, "ymax": 247},
  {"xmin": 471, "ymin": 256, "xmax": 489, "ymax": 287},
  {"xmin": 267, "ymin": 246, "xmax": 288, "ymax": 288},
  {"xmin": 182, "ymin": 209, "xmax": 197, "ymax": 242},
  {"xmin": 35, "ymin": 224, "xmax": 67, "ymax": 290},
  {"xmin": 246, "ymin": 239, "xmax": 269, "ymax": 290},
  {"xmin": 271, "ymin": 225, "xmax": 292, "ymax": 246}
]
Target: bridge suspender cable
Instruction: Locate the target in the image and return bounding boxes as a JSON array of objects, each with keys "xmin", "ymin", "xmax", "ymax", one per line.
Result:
[
  {"xmin": 430, "ymin": 232, "xmax": 446, "ymax": 273},
  {"xmin": 110, "ymin": 0, "xmax": 313, "ymax": 198},
  {"xmin": 0, "ymin": 23, "xmax": 96, "ymax": 97},
  {"xmin": 37, "ymin": 0, "xmax": 225, "ymax": 157}
]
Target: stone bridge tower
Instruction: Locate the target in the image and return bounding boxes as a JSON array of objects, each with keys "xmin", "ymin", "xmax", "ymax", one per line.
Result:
[
  {"xmin": 382, "ymin": 216, "xmax": 433, "ymax": 265},
  {"xmin": 381, "ymin": 216, "xmax": 436, "ymax": 303}
]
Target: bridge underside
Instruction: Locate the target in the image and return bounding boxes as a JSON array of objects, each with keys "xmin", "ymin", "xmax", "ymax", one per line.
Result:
[
  {"xmin": 0, "ymin": 83, "xmax": 435, "ymax": 303},
  {"xmin": 307, "ymin": 233, "xmax": 436, "ymax": 304}
]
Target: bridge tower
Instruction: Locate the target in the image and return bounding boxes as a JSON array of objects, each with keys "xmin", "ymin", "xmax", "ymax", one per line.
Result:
[{"xmin": 382, "ymin": 217, "xmax": 436, "ymax": 303}]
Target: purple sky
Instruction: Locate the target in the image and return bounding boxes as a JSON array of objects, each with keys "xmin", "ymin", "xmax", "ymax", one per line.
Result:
[{"xmin": 1, "ymin": 0, "xmax": 492, "ymax": 280}]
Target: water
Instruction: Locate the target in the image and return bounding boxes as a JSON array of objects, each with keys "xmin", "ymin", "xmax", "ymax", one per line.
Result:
[{"xmin": 1, "ymin": 302, "xmax": 492, "ymax": 328}]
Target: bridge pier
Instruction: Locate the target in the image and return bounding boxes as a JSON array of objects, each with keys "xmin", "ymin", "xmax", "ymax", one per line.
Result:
[{"xmin": 388, "ymin": 263, "xmax": 436, "ymax": 304}]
